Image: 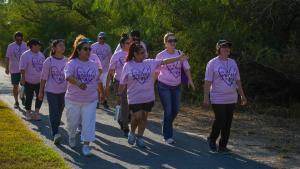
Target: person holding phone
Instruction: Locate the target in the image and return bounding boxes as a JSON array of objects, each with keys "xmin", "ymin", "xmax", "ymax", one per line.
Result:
[
  {"xmin": 203, "ymin": 40, "xmax": 247, "ymax": 153},
  {"xmin": 155, "ymin": 32, "xmax": 195, "ymax": 145}
]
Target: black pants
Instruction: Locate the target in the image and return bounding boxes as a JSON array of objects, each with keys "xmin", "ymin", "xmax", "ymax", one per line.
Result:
[
  {"xmin": 46, "ymin": 92, "xmax": 65, "ymax": 136},
  {"xmin": 210, "ymin": 104, "xmax": 235, "ymax": 148},
  {"xmin": 24, "ymin": 82, "xmax": 43, "ymax": 111}
]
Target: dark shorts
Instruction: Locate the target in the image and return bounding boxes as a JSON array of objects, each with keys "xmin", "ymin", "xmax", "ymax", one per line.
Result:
[
  {"xmin": 129, "ymin": 101, "xmax": 155, "ymax": 113},
  {"xmin": 11, "ymin": 73, "xmax": 21, "ymax": 85}
]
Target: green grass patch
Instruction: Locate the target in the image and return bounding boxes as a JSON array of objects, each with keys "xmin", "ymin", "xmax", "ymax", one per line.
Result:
[{"xmin": 0, "ymin": 101, "xmax": 70, "ymax": 169}]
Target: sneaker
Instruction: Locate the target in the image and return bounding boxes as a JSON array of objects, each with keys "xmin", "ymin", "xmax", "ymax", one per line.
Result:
[
  {"xmin": 14, "ymin": 102, "xmax": 19, "ymax": 109},
  {"xmin": 123, "ymin": 128, "xmax": 129, "ymax": 137},
  {"xmin": 25, "ymin": 112, "xmax": 32, "ymax": 121},
  {"xmin": 103, "ymin": 100, "xmax": 109, "ymax": 109},
  {"xmin": 82, "ymin": 145, "xmax": 92, "ymax": 156},
  {"xmin": 136, "ymin": 137, "xmax": 146, "ymax": 148},
  {"xmin": 165, "ymin": 138, "xmax": 176, "ymax": 145},
  {"xmin": 53, "ymin": 134, "xmax": 62, "ymax": 145},
  {"xmin": 207, "ymin": 137, "xmax": 217, "ymax": 152},
  {"xmin": 218, "ymin": 147, "xmax": 232, "ymax": 154},
  {"xmin": 69, "ymin": 136, "xmax": 76, "ymax": 148},
  {"xmin": 128, "ymin": 132, "xmax": 136, "ymax": 145}
]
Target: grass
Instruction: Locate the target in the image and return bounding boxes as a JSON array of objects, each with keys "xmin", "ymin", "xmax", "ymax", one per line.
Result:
[{"xmin": 0, "ymin": 100, "xmax": 70, "ymax": 169}]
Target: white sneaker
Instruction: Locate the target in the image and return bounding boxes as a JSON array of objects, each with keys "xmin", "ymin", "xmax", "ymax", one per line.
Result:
[
  {"xmin": 69, "ymin": 136, "xmax": 76, "ymax": 148},
  {"xmin": 82, "ymin": 145, "xmax": 92, "ymax": 156},
  {"xmin": 165, "ymin": 138, "xmax": 176, "ymax": 145},
  {"xmin": 128, "ymin": 132, "xmax": 136, "ymax": 145},
  {"xmin": 53, "ymin": 134, "xmax": 62, "ymax": 145}
]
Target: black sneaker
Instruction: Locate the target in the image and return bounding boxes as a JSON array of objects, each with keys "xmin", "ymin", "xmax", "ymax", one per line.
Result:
[
  {"xmin": 218, "ymin": 147, "xmax": 232, "ymax": 154},
  {"xmin": 123, "ymin": 128, "xmax": 129, "ymax": 137},
  {"xmin": 14, "ymin": 102, "xmax": 19, "ymax": 109},
  {"xmin": 103, "ymin": 100, "xmax": 109, "ymax": 109},
  {"xmin": 207, "ymin": 137, "xmax": 217, "ymax": 153},
  {"xmin": 96, "ymin": 102, "xmax": 100, "ymax": 109}
]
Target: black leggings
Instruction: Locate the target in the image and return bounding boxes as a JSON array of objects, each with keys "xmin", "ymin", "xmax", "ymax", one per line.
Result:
[
  {"xmin": 24, "ymin": 82, "xmax": 43, "ymax": 111},
  {"xmin": 210, "ymin": 104, "xmax": 235, "ymax": 148}
]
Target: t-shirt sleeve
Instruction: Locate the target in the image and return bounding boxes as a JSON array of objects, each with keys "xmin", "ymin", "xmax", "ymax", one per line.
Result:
[
  {"xmin": 40, "ymin": 59, "xmax": 50, "ymax": 80},
  {"xmin": 109, "ymin": 54, "xmax": 117, "ymax": 70},
  {"xmin": 182, "ymin": 60, "xmax": 191, "ymax": 70},
  {"xmin": 155, "ymin": 53, "xmax": 162, "ymax": 73},
  {"xmin": 120, "ymin": 63, "xmax": 129, "ymax": 85},
  {"xmin": 146, "ymin": 59, "xmax": 163, "ymax": 71},
  {"xmin": 5, "ymin": 45, "xmax": 11, "ymax": 58},
  {"xmin": 234, "ymin": 61, "xmax": 241, "ymax": 81},
  {"xmin": 114, "ymin": 44, "xmax": 121, "ymax": 54},
  {"xmin": 64, "ymin": 60, "xmax": 75, "ymax": 79},
  {"xmin": 204, "ymin": 60, "xmax": 214, "ymax": 82},
  {"xmin": 19, "ymin": 53, "xmax": 27, "ymax": 71}
]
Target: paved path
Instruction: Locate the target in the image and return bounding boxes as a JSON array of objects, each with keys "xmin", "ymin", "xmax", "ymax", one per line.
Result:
[{"xmin": 0, "ymin": 66, "xmax": 273, "ymax": 169}]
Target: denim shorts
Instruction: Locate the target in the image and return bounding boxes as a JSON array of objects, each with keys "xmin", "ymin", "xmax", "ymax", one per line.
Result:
[{"xmin": 11, "ymin": 73, "xmax": 21, "ymax": 85}]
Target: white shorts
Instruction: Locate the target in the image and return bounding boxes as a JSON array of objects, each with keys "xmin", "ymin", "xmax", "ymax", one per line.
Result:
[
  {"xmin": 65, "ymin": 99, "xmax": 97, "ymax": 142},
  {"xmin": 100, "ymin": 72, "xmax": 109, "ymax": 87}
]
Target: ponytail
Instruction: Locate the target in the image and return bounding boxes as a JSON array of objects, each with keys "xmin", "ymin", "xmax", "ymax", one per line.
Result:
[
  {"xmin": 119, "ymin": 33, "xmax": 129, "ymax": 48},
  {"xmin": 125, "ymin": 43, "xmax": 144, "ymax": 62}
]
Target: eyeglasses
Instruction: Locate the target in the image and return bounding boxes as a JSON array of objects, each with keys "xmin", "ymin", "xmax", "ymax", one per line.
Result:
[
  {"xmin": 167, "ymin": 39, "xmax": 177, "ymax": 43},
  {"xmin": 82, "ymin": 47, "xmax": 92, "ymax": 51},
  {"xmin": 99, "ymin": 37, "xmax": 106, "ymax": 40}
]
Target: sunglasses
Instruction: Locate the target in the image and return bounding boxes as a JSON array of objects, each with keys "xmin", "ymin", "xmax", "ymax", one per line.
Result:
[
  {"xmin": 99, "ymin": 37, "xmax": 106, "ymax": 40},
  {"xmin": 167, "ymin": 39, "xmax": 177, "ymax": 43},
  {"xmin": 82, "ymin": 47, "xmax": 92, "ymax": 51}
]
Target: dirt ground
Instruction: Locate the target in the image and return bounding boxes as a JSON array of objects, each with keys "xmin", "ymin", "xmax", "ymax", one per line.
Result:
[{"xmin": 148, "ymin": 101, "xmax": 300, "ymax": 169}]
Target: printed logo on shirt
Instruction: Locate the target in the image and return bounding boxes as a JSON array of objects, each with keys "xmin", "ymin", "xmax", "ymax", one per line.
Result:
[
  {"xmin": 166, "ymin": 61, "xmax": 181, "ymax": 78},
  {"xmin": 118, "ymin": 56, "xmax": 125, "ymax": 66},
  {"xmin": 218, "ymin": 66, "xmax": 237, "ymax": 87},
  {"xmin": 76, "ymin": 67, "xmax": 96, "ymax": 84},
  {"xmin": 13, "ymin": 46, "xmax": 26, "ymax": 59},
  {"xmin": 51, "ymin": 66, "xmax": 65, "ymax": 84},
  {"xmin": 131, "ymin": 64, "xmax": 151, "ymax": 84},
  {"xmin": 96, "ymin": 48, "xmax": 108, "ymax": 61},
  {"xmin": 32, "ymin": 58, "xmax": 44, "ymax": 72}
]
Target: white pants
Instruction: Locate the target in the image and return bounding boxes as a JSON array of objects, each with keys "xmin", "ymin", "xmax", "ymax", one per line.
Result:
[
  {"xmin": 100, "ymin": 72, "xmax": 108, "ymax": 87},
  {"xmin": 65, "ymin": 99, "xmax": 97, "ymax": 142}
]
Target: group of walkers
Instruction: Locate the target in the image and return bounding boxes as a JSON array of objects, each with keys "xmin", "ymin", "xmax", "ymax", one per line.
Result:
[{"xmin": 4, "ymin": 30, "xmax": 247, "ymax": 156}]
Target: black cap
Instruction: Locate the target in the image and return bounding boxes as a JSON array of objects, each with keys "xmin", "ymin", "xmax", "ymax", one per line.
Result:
[
  {"xmin": 217, "ymin": 40, "xmax": 232, "ymax": 47},
  {"xmin": 130, "ymin": 30, "xmax": 140, "ymax": 38},
  {"xmin": 27, "ymin": 39, "xmax": 42, "ymax": 47}
]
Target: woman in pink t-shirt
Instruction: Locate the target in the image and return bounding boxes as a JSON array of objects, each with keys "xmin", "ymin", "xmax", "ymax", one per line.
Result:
[
  {"xmin": 156, "ymin": 32, "xmax": 195, "ymax": 145},
  {"xmin": 204, "ymin": 40, "xmax": 247, "ymax": 153},
  {"xmin": 118, "ymin": 43, "xmax": 188, "ymax": 148},
  {"xmin": 38, "ymin": 39, "xmax": 67, "ymax": 144},
  {"xmin": 19, "ymin": 39, "xmax": 45, "ymax": 121},
  {"xmin": 64, "ymin": 35, "xmax": 102, "ymax": 156},
  {"xmin": 106, "ymin": 34, "xmax": 132, "ymax": 137}
]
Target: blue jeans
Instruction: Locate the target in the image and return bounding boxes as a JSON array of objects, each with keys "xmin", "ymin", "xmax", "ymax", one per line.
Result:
[
  {"xmin": 157, "ymin": 81, "xmax": 181, "ymax": 140},
  {"xmin": 46, "ymin": 92, "xmax": 65, "ymax": 137}
]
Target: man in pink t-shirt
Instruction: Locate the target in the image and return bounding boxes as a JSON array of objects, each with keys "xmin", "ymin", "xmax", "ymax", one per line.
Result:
[
  {"xmin": 5, "ymin": 32, "xmax": 28, "ymax": 108},
  {"xmin": 91, "ymin": 32, "xmax": 112, "ymax": 109}
]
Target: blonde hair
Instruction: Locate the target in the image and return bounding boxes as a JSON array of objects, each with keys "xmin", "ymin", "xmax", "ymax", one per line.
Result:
[
  {"xmin": 163, "ymin": 32, "xmax": 175, "ymax": 44},
  {"xmin": 73, "ymin": 34, "xmax": 86, "ymax": 49}
]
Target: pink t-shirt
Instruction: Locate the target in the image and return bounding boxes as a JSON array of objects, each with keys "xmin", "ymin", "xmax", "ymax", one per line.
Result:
[
  {"xmin": 6, "ymin": 42, "xmax": 28, "ymax": 73},
  {"xmin": 19, "ymin": 50, "xmax": 45, "ymax": 84},
  {"xmin": 205, "ymin": 56, "xmax": 241, "ymax": 104},
  {"xmin": 40, "ymin": 56, "xmax": 67, "ymax": 94},
  {"xmin": 156, "ymin": 49, "xmax": 190, "ymax": 86},
  {"xmin": 109, "ymin": 50, "xmax": 127, "ymax": 81},
  {"xmin": 91, "ymin": 42, "xmax": 112, "ymax": 73},
  {"xmin": 120, "ymin": 59, "xmax": 162, "ymax": 104},
  {"xmin": 64, "ymin": 58, "xmax": 100, "ymax": 103},
  {"xmin": 89, "ymin": 53, "xmax": 102, "ymax": 70}
]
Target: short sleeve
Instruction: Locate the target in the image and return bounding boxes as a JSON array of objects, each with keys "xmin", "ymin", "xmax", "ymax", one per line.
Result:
[
  {"xmin": 109, "ymin": 54, "xmax": 117, "ymax": 70},
  {"xmin": 91, "ymin": 54, "xmax": 102, "ymax": 69},
  {"xmin": 155, "ymin": 53, "xmax": 163, "ymax": 73},
  {"xmin": 182, "ymin": 60, "xmax": 191, "ymax": 70},
  {"xmin": 5, "ymin": 45, "xmax": 11, "ymax": 58},
  {"xmin": 144, "ymin": 59, "xmax": 162, "ymax": 71},
  {"xmin": 19, "ymin": 53, "xmax": 27, "ymax": 71},
  {"xmin": 234, "ymin": 61, "xmax": 241, "ymax": 80},
  {"xmin": 40, "ymin": 59, "xmax": 51, "ymax": 80},
  {"xmin": 204, "ymin": 60, "xmax": 214, "ymax": 82},
  {"xmin": 120, "ymin": 63, "xmax": 129, "ymax": 85},
  {"xmin": 64, "ymin": 60, "xmax": 75, "ymax": 79}
]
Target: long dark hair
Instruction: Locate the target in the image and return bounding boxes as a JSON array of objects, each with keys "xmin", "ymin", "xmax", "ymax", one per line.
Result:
[
  {"xmin": 119, "ymin": 33, "xmax": 129, "ymax": 48},
  {"xmin": 69, "ymin": 35, "xmax": 91, "ymax": 60},
  {"xmin": 125, "ymin": 43, "xmax": 144, "ymax": 62},
  {"xmin": 50, "ymin": 39, "xmax": 64, "ymax": 56}
]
